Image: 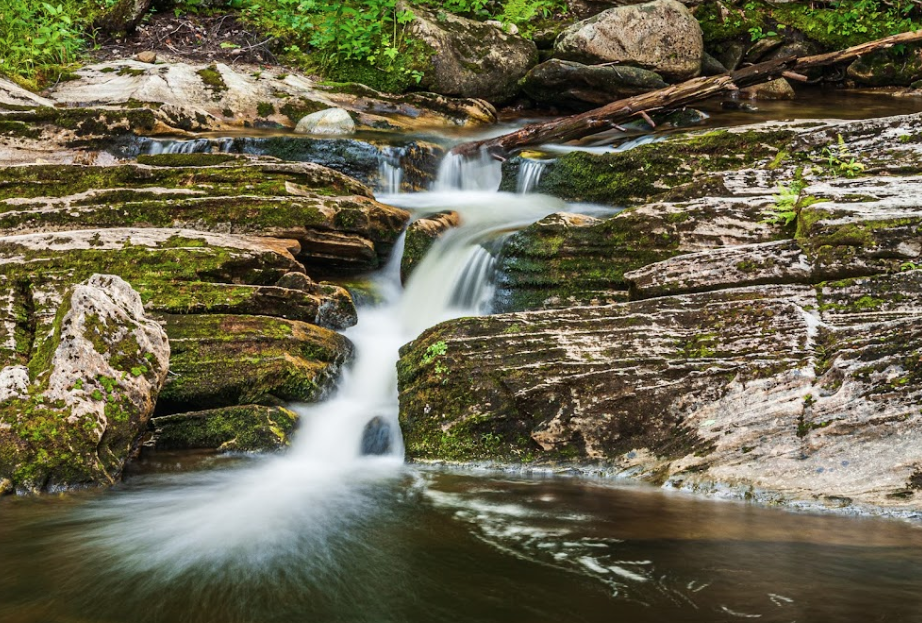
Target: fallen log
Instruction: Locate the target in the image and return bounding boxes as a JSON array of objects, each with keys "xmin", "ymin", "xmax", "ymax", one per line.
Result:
[{"xmin": 453, "ymin": 29, "xmax": 922, "ymax": 158}]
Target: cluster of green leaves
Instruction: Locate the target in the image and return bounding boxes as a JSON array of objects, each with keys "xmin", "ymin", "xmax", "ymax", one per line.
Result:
[
  {"xmin": 0, "ymin": 0, "xmax": 107, "ymax": 88},
  {"xmin": 700, "ymin": 0, "xmax": 922, "ymax": 50},
  {"xmin": 773, "ymin": 0, "xmax": 922, "ymax": 49},
  {"xmin": 765, "ymin": 179, "xmax": 805, "ymax": 227},
  {"xmin": 822, "ymin": 134, "xmax": 866, "ymax": 178}
]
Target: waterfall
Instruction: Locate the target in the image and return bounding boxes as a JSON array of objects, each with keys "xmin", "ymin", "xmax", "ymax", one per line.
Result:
[
  {"xmin": 517, "ymin": 159, "xmax": 549, "ymax": 194},
  {"xmin": 141, "ymin": 137, "xmax": 235, "ymax": 155},
  {"xmin": 433, "ymin": 150, "xmax": 502, "ymax": 192},
  {"xmin": 377, "ymin": 146, "xmax": 405, "ymax": 195},
  {"xmin": 74, "ymin": 149, "xmax": 572, "ymax": 571}
]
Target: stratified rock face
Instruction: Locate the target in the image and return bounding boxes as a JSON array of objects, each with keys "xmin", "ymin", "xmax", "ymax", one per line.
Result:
[
  {"xmin": 0, "ymin": 275, "xmax": 169, "ymax": 493},
  {"xmin": 521, "ymin": 59, "xmax": 668, "ymax": 110},
  {"xmin": 0, "ymin": 158, "xmax": 409, "ymax": 273},
  {"xmin": 0, "ymin": 152, "xmax": 382, "ymax": 472},
  {"xmin": 408, "ymin": 5, "xmax": 539, "ymax": 102},
  {"xmin": 43, "ymin": 60, "xmax": 496, "ymax": 133},
  {"xmin": 398, "ymin": 113, "xmax": 922, "ymax": 515},
  {"xmin": 554, "ymin": 0, "xmax": 704, "ymax": 81}
]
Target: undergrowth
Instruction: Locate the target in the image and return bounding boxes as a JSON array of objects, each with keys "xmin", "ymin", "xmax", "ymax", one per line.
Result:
[
  {"xmin": 698, "ymin": 0, "xmax": 922, "ymax": 49},
  {"xmin": 0, "ymin": 0, "xmax": 109, "ymax": 89}
]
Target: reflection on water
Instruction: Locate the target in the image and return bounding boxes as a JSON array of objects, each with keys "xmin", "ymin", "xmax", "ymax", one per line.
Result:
[{"xmin": 2, "ymin": 466, "xmax": 922, "ymax": 623}]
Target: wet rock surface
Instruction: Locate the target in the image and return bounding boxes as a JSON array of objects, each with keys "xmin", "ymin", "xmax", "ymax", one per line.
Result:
[{"xmin": 398, "ymin": 112, "xmax": 922, "ymax": 515}]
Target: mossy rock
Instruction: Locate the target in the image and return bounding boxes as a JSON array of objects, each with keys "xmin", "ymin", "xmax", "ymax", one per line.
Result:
[
  {"xmin": 0, "ymin": 275, "xmax": 169, "ymax": 493},
  {"xmin": 151, "ymin": 405, "xmax": 299, "ymax": 452},
  {"xmin": 530, "ymin": 129, "xmax": 795, "ymax": 206},
  {"xmin": 158, "ymin": 314, "xmax": 352, "ymax": 413},
  {"xmin": 0, "ymin": 160, "xmax": 372, "ymax": 201}
]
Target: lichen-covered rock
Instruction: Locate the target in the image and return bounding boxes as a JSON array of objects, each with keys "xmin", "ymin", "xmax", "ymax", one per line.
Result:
[
  {"xmin": 407, "ymin": 4, "xmax": 539, "ymax": 102},
  {"xmin": 554, "ymin": 0, "xmax": 704, "ymax": 81},
  {"xmin": 401, "ymin": 211, "xmax": 461, "ymax": 284},
  {"xmin": 95, "ymin": 0, "xmax": 153, "ymax": 34},
  {"xmin": 0, "ymin": 275, "xmax": 169, "ymax": 493},
  {"xmin": 521, "ymin": 59, "xmax": 668, "ymax": 110},
  {"xmin": 44, "ymin": 60, "xmax": 496, "ymax": 133},
  {"xmin": 157, "ymin": 314, "xmax": 352, "ymax": 412},
  {"xmin": 151, "ymin": 405, "xmax": 299, "ymax": 452}
]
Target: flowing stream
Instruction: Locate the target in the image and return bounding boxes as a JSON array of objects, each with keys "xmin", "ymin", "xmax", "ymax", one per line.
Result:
[{"xmin": 2, "ymin": 144, "xmax": 922, "ymax": 623}]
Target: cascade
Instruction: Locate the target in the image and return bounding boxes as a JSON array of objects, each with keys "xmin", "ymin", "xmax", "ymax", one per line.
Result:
[
  {"xmin": 377, "ymin": 146, "xmax": 406, "ymax": 195},
  {"xmin": 516, "ymin": 159, "xmax": 549, "ymax": 194}
]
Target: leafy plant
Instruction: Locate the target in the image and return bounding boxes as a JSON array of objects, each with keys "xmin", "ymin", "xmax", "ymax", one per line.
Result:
[
  {"xmin": 0, "ymin": 0, "xmax": 104, "ymax": 87},
  {"xmin": 764, "ymin": 179, "xmax": 805, "ymax": 226},
  {"xmin": 822, "ymin": 134, "xmax": 866, "ymax": 178}
]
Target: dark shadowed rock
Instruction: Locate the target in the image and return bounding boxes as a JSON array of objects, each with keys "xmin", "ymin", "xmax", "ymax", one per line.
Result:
[{"xmin": 521, "ymin": 60, "xmax": 668, "ymax": 110}]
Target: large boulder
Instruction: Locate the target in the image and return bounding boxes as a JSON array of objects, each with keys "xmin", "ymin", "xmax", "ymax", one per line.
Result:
[
  {"xmin": 521, "ymin": 59, "xmax": 667, "ymax": 110},
  {"xmin": 0, "ymin": 275, "xmax": 169, "ymax": 493},
  {"xmin": 554, "ymin": 0, "xmax": 704, "ymax": 81},
  {"xmin": 406, "ymin": 4, "xmax": 539, "ymax": 102}
]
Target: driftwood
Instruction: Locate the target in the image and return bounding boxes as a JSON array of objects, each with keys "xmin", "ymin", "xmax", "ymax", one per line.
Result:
[{"xmin": 453, "ymin": 29, "xmax": 922, "ymax": 158}]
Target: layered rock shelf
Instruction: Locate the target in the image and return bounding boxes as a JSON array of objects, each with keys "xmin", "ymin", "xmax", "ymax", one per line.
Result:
[{"xmin": 398, "ymin": 113, "xmax": 922, "ymax": 516}]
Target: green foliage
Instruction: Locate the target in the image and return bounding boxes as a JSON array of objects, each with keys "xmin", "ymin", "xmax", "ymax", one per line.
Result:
[
  {"xmin": 0, "ymin": 0, "xmax": 105, "ymax": 88},
  {"xmin": 240, "ymin": 0, "xmax": 564, "ymax": 91},
  {"xmin": 700, "ymin": 0, "xmax": 922, "ymax": 50},
  {"xmin": 771, "ymin": 0, "xmax": 922, "ymax": 49},
  {"xmin": 765, "ymin": 180, "xmax": 805, "ymax": 227},
  {"xmin": 822, "ymin": 134, "xmax": 866, "ymax": 178}
]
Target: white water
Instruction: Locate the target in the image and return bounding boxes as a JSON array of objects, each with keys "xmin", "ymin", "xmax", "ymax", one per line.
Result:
[
  {"xmin": 516, "ymin": 159, "xmax": 549, "ymax": 194},
  {"xmin": 74, "ymin": 148, "xmax": 586, "ymax": 570}
]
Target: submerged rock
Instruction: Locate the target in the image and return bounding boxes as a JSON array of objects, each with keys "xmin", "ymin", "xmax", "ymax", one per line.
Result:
[
  {"xmin": 407, "ymin": 4, "xmax": 538, "ymax": 103},
  {"xmin": 360, "ymin": 416, "xmax": 393, "ymax": 456},
  {"xmin": 554, "ymin": 0, "xmax": 704, "ymax": 81},
  {"xmin": 740, "ymin": 78, "xmax": 796, "ymax": 100},
  {"xmin": 151, "ymin": 405, "xmax": 299, "ymax": 452},
  {"xmin": 521, "ymin": 59, "xmax": 668, "ymax": 110},
  {"xmin": 0, "ymin": 275, "xmax": 169, "ymax": 493}
]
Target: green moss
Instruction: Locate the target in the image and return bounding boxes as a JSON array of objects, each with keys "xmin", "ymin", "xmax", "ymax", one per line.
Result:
[
  {"xmin": 538, "ymin": 129, "xmax": 795, "ymax": 206},
  {"xmin": 197, "ymin": 65, "xmax": 228, "ymax": 93},
  {"xmin": 257, "ymin": 102, "xmax": 276, "ymax": 117},
  {"xmin": 136, "ymin": 153, "xmax": 240, "ymax": 167},
  {"xmin": 152, "ymin": 405, "xmax": 299, "ymax": 451},
  {"xmin": 157, "ymin": 314, "xmax": 351, "ymax": 411}
]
